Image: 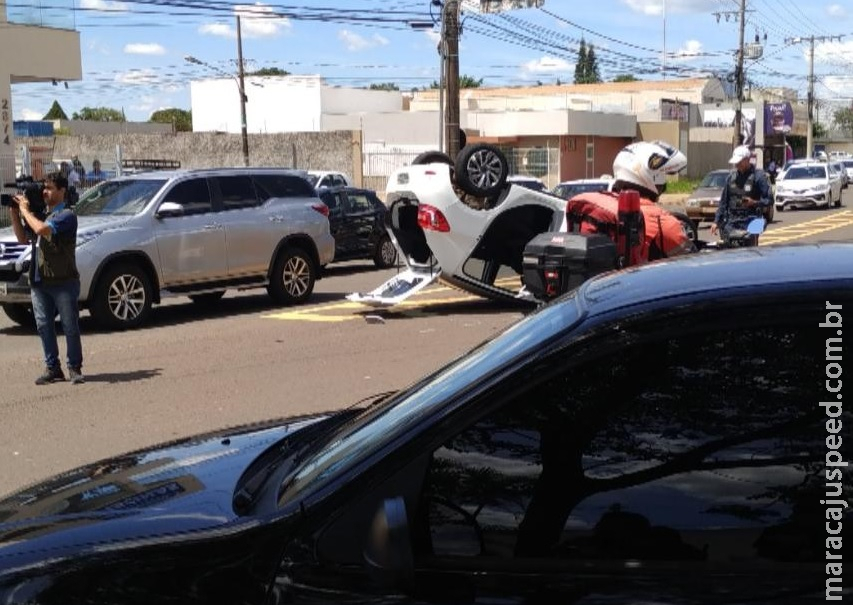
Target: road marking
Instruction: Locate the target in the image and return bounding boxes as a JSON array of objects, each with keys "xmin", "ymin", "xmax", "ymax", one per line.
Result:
[
  {"xmin": 264, "ymin": 293, "xmax": 485, "ymax": 322},
  {"xmin": 761, "ymin": 210, "xmax": 853, "ymax": 245}
]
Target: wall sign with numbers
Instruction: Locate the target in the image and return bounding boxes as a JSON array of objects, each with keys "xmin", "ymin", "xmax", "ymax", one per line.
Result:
[{"xmin": 1, "ymin": 98, "xmax": 10, "ymax": 145}]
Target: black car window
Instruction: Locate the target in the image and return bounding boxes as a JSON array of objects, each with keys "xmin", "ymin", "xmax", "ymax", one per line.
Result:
[
  {"xmin": 419, "ymin": 306, "xmax": 832, "ymax": 574},
  {"xmin": 214, "ymin": 175, "xmax": 260, "ymax": 210},
  {"xmin": 254, "ymin": 174, "xmax": 316, "ymax": 199},
  {"xmin": 347, "ymin": 192, "xmax": 373, "ymax": 213},
  {"xmin": 160, "ymin": 178, "xmax": 212, "ymax": 215},
  {"xmin": 332, "ymin": 175, "xmax": 347, "ymax": 187}
]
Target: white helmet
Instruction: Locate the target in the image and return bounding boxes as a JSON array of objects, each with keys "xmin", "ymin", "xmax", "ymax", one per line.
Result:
[{"xmin": 612, "ymin": 140, "xmax": 687, "ymax": 196}]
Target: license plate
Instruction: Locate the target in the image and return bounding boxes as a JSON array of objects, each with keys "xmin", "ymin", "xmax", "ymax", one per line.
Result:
[{"xmin": 0, "ymin": 282, "xmax": 6, "ymax": 296}]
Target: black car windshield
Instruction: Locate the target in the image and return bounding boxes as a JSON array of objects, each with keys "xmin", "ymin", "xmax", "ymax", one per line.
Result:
[
  {"xmin": 280, "ymin": 293, "xmax": 586, "ymax": 504},
  {"xmin": 74, "ymin": 179, "xmax": 167, "ymax": 216},
  {"xmin": 700, "ymin": 172, "xmax": 729, "ymax": 188}
]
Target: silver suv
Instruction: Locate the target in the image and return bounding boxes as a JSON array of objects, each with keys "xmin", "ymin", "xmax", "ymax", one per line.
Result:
[{"xmin": 0, "ymin": 168, "xmax": 335, "ymax": 330}]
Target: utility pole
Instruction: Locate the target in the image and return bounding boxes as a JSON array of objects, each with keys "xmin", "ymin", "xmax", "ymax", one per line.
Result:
[
  {"xmin": 786, "ymin": 35, "xmax": 841, "ymax": 159},
  {"xmin": 443, "ymin": 0, "xmax": 461, "ymax": 160},
  {"xmin": 733, "ymin": 0, "xmax": 746, "ymax": 146},
  {"xmin": 714, "ymin": 1, "xmax": 749, "ymax": 147},
  {"xmin": 236, "ymin": 15, "xmax": 249, "ymax": 167}
]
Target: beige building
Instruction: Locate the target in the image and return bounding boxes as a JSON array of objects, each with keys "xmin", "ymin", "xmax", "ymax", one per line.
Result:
[{"xmin": 0, "ymin": 1, "xmax": 82, "ymax": 185}]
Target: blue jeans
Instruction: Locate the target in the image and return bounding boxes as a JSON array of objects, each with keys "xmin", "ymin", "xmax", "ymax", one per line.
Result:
[{"xmin": 31, "ymin": 280, "xmax": 83, "ymax": 370}]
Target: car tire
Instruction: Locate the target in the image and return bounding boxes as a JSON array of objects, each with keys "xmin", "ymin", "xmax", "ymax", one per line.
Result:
[
  {"xmin": 2, "ymin": 303, "xmax": 36, "ymax": 328},
  {"xmin": 90, "ymin": 263, "xmax": 153, "ymax": 330},
  {"xmin": 267, "ymin": 247, "xmax": 315, "ymax": 305},
  {"xmin": 373, "ymin": 234, "xmax": 398, "ymax": 269},
  {"xmin": 412, "ymin": 151, "xmax": 453, "ymax": 166},
  {"xmin": 834, "ymin": 191, "xmax": 842, "ymax": 208},
  {"xmin": 189, "ymin": 291, "xmax": 226, "ymax": 306},
  {"xmin": 454, "ymin": 143, "xmax": 509, "ymax": 198},
  {"xmin": 765, "ymin": 204, "xmax": 775, "ymax": 223}
]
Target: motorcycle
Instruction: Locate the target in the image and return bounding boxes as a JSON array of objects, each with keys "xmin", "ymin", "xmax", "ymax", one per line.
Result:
[{"xmin": 705, "ymin": 216, "xmax": 766, "ymax": 250}]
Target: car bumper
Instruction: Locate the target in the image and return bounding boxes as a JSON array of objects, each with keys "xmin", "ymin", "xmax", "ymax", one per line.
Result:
[
  {"xmin": 684, "ymin": 206, "xmax": 717, "ymax": 221},
  {"xmin": 0, "ymin": 272, "xmax": 33, "ymax": 304},
  {"xmin": 775, "ymin": 193, "xmax": 829, "ymax": 209}
]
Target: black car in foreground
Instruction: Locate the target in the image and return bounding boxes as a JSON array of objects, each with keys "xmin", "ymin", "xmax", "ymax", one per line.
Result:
[
  {"xmin": 1, "ymin": 243, "xmax": 851, "ymax": 604},
  {"xmin": 318, "ymin": 186, "xmax": 397, "ymax": 268}
]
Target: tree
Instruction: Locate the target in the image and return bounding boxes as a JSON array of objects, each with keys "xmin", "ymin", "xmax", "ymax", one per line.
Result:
[
  {"xmin": 573, "ymin": 39, "xmax": 588, "ymax": 84},
  {"xmin": 834, "ymin": 106, "xmax": 853, "ymax": 138},
  {"xmin": 369, "ymin": 82, "xmax": 399, "ymax": 91},
  {"xmin": 429, "ymin": 74, "xmax": 483, "ymax": 89},
  {"xmin": 813, "ymin": 121, "xmax": 828, "ymax": 139},
  {"xmin": 613, "ymin": 74, "xmax": 638, "ymax": 83},
  {"xmin": 72, "ymin": 107, "xmax": 126, "ymax": 122},
  {"xmin": 574, "ymin": 38, "xmax": 602, "ymax": 84},
  {"xmin": 149, "ymin": 108, "xmax": 192, "ymax": 132},
  {"xmin": 43, "ymin": 101, "xmax": 69, "ymax": 121},
  {"xmin": 248, "ymin": 67, "xmax": 290, "ymax": 76}
]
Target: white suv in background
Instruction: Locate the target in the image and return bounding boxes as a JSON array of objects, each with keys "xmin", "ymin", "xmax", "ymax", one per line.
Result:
[{"xmin": 0, "ymin": 168, "xmax": 335, "ymax": 330}]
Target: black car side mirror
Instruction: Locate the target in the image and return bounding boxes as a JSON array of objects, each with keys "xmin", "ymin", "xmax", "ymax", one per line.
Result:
[{"xmin": 363, "ymin": 496, "xmax": 414, "ymax": 589}]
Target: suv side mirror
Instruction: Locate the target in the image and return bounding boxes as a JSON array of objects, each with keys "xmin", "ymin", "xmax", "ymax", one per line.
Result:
[{"xmin": 155, "ymin": 201, "xmax": 184, "ymax": 219}]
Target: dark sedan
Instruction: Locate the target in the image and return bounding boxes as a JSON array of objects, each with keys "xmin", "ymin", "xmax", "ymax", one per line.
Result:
[
  {"xmin": 319, "ymin": 186, "xmax": 397, "ymax": 268},
  {"xmin": 1, "ymin": 243, "xmax": 851, "ymax": 604}
]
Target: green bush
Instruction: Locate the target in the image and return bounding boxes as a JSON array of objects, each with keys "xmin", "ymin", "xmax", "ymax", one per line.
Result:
[{"xmin": 666, "ymin": 178, "xmax": 701, "ymax": 194}]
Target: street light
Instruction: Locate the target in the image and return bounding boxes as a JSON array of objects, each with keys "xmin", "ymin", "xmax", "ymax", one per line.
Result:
[{"xmin": 184, "ymin": 16, "xmax": 249, "ymax": 166}]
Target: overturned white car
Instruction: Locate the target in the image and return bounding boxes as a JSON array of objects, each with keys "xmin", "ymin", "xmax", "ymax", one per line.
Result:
[{"xmin": 349, "ymin": 142, "xmax": 695, "ymax": 307}]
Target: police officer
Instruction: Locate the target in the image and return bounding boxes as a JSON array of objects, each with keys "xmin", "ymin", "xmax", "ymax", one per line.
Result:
[{"xmin": 711, "ymin": 145, "xmax": 772, "ymax": 247}]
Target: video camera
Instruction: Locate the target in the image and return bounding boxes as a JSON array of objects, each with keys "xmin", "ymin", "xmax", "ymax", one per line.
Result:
[{"xmin": 1, "ymin": 177, "xmax": 47, "ymax": 220}]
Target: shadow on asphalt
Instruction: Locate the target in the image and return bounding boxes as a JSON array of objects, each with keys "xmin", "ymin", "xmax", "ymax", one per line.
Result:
[{"xmin": 78, "ymin": 368, "xmax": 163, "ymax": 384}]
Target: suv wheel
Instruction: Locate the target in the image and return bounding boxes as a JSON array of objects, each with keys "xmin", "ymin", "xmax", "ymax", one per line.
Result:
[
  {"xmin": 373, "ymin": 234, "xmax": 398, "ymax": 269},
  {"xmin": 2, "ymin": 303, "xmax": 35, "ymax": 327},
  {"xmin": 268, "ymin": 247, "xmax": 315, "ymax": 304},
  {"xmin": 454, "ymin": 144, "xmax": 509, "ymax": 198},
  {"xmin": 91, "ymin": 263, "xmax": 153, "ymax": 330}
]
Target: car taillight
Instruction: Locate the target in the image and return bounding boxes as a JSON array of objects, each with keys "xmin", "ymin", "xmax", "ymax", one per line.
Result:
[
  {"xmin": 417, "ymin": 204, "xmax": 451, "ymax": 232},
  {"xmin": 312, "ymin": 203, "xmax": 330, "ymax": 218}
]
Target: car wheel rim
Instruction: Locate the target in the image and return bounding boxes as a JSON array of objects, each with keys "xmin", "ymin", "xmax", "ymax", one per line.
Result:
[
  {"xmin": 467, "ymin": 149, "xmax": 504, "ymax": 189},
  {"xmin": 107, "ymin": 274, "xmax": 146, "ymax": 321},
  {"xmin": 381, "ymin": 240, "xmax": 396, "ymax": 265},
  {"xmin": 283, "ymin": 256, "xmax": 310, "ymax": 297}
]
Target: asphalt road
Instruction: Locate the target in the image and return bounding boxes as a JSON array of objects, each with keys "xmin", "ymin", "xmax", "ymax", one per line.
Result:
[{"xmin": 1, "ymin": 191, "xmax": 852, "ymax": 498}]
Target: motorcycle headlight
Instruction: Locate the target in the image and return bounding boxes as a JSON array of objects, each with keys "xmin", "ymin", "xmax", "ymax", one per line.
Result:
[{"xmin": 76, "ymin": 231, "xmax": 103, "ymax": 248}]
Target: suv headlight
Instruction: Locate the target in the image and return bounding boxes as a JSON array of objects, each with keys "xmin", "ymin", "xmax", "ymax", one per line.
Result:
[{"xmin": 76, "ymin": 231, "xmax": 103, "ymax": 248}]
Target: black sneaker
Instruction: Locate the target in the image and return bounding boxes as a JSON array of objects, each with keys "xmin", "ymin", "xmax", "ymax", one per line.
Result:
[
  {"xmin": 68, "ymin": 367, "xmax": 85, "ymax": 385},
  {"xmin": 35, "ymin": 366, "xmax": 65, "ymax": 385}
]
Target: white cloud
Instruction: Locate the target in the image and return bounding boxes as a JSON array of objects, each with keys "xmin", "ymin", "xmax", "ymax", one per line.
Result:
[
  {"xmin": 814, "ymin": 39, "xmax": 853, "ymax": 66},
  {"xmin": 622, "ymin": 0, "xmax": 717, "ymax": 17},
  {"xmin": 522, "ymin": 56, "xmax": 571, "ymax": 75},
  {"xmin": 671, "ymin": 39, "xmax": 703, "ymax": 61},
  {"xmin": 124, "ymin": 43, "xmax": 166, "ymax": 56},
  {"xmin": 827, "ymin": 4, "xmax": 847, "ymax": 18},
  {"xmin": 114, "ymin": 69, "xmax": 159, "ymax": 85},
  {"xmin": 79, "ymin": 0, "xmax": 129, "ymax": 10},
  {"xmin": 425, "ymin": 30, "xmax": 441, "ymax": 45},
  {"xmin": 199, "ymin": 3, "xmax": 291, "ymax": 39},
  {"xmin": 338, "ymin": 30, "xmax": 390, "ymax": 52},
  {"xmin": 19, "ymin": 108, "xmax": 44, "ymax": 120}
]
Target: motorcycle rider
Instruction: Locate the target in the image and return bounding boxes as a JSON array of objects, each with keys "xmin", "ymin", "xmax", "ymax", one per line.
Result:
[
  {"xmin": 711, "ymin": 145, "xmax": 772, "ymax": 247},
  {"xmin": 566, "ymin": 140, "xmax": 695, "ymax": 262}
]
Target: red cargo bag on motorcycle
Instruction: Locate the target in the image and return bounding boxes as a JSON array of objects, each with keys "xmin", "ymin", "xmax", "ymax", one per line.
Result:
[{"xmin": 566, "ymin": 191, "xmax": 693, "ymax": 263}]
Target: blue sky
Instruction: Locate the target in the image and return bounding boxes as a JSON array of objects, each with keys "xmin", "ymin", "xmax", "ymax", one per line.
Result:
[{"xmin": 11, "ymin": 0, "xmax": 853, "ymax": 123}]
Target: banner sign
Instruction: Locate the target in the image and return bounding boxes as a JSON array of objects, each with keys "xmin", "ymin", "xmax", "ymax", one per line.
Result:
[{"xmin": 764, "ymin": 102, "xmax": 793, "ymax": 135}]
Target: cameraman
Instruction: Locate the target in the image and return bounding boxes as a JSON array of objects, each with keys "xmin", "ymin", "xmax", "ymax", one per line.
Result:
[{"xmin": 10, "ymin": 172, "xmax": 85, "ymax": 385}]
